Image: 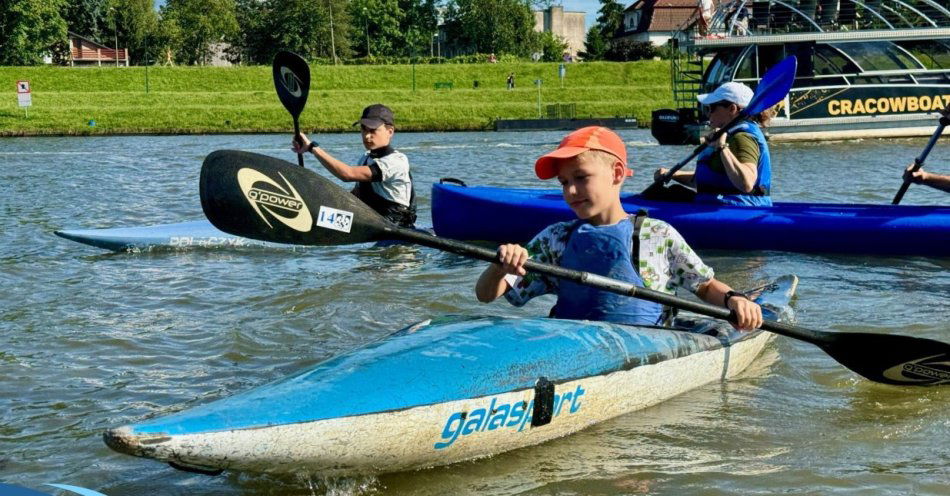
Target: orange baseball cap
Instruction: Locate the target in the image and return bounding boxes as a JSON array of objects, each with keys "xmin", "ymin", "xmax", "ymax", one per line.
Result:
[{"xmin": 535, "ymin": 126, "xmax": 631, "ymax": 179}]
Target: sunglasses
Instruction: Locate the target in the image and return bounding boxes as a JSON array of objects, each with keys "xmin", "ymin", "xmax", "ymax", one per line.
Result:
[{"xmin": 708, "ymin": 101, "xmax": 734, "ymax": 111}]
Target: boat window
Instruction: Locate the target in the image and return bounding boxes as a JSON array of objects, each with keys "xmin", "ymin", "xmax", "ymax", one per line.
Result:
[
  {"xmin": 703, "ymin": 50, "xmax": 743, "ymax": 91},
  {"xmin": 831, "ymin": 42, "xmax": 924, "ymax": 72},
  {"xmin": 813, "ymin": 45, "xmax": 859, "ymax": 75},
  {"xmin": 896, "ymin": 41, "xmax": 950, "ymax": 70},
  {"xmin": 734, "ymin": 47, "xmax": 757, "ymax": 82}
]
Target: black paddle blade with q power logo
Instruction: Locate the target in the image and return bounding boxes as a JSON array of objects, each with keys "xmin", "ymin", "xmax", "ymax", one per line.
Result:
[
  {"xmin": 200, "ymin": 150, "xmax": 393, "ymax": 246},
  {"xmin": 817, "ymin": 332, "xmax": 950, "ymax": 386},
  {"xmin": 272, "ymin": 51, "xmax": 310, "ymax": 119}
]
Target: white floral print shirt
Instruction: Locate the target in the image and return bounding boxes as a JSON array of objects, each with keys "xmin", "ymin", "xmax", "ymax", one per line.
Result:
[{"xmin": 504, "ymin": 217, "xmax": 714, "ymax": 306}]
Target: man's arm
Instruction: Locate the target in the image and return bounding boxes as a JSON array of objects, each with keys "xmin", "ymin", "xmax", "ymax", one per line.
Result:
[
  {"xmin": 292, "ymin": 133, "xmax": 375, "ymax": 182},
  {"xmin": 311, "ymin": 147, "xmax": 375, "ymax": 182}
]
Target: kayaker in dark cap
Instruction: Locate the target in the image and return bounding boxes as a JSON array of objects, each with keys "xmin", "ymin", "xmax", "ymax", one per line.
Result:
[
  {"xmin": 475, "ymin": 126, "xmax": 763, "ymax": 330},
  {"xmin": 652, "ymin": 81, "xmax": 775, "ymax": 206},
  {"xmin": 292, "ymin": 104, "xmax": 416, "ymax": 228}
]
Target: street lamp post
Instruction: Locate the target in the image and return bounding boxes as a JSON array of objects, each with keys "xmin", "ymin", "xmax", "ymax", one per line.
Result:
[
  {"xmin": 328, "ymin": 0, "xmax": 338, "ymax": 64},
  {"xmin": 111, "ymin": 8, "xmax": 119, "ymax": 67},
  {"xmin": 363, "ymin": 8, "xmax": 370, "ymax": 57},
  {"xmin": 408, "ymin": 30, "xmax": 416, "ymax": 92},
  {"xmin": 145, "ymin": 34, "xmax": 149, "ymax": 93}
]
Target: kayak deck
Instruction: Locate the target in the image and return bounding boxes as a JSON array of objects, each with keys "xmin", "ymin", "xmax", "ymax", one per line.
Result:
[
  {"xmin": 54, "ymin": 220, "xmax": 274, "ymax": 252},
  {"xmin": 55, "ymin": 220, "xmax": 432, "ymax": 252},
  {"xmin": 105, "ymin": 276, "xmax": 797, "ymax": 476}
]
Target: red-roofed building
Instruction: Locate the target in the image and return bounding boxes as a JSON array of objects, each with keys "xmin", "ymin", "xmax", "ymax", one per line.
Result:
[{"xmin": 617, "ymin": 0, "xmax": 716, "ymax": 46}]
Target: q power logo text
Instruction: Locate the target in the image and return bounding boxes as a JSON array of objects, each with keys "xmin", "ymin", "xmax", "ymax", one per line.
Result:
[
  {"xmin": 237, "ymin": 168, "xmax": 312, "ymax": 232},
  {"xmin": 882, "ymin": 354, "xmax": 950, "ymax": 385}
]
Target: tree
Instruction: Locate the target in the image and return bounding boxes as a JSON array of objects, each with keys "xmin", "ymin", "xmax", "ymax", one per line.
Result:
[
  {"xmin": 162, "ymin": 0, "xmax": 238, "ymax": 65},
  {"xmin": 61, "ymin": 0, "xmax": 109, "ymax": 41},
  {"xmin": 442, "ymin": 0, "xmax": 537, "ymax": 57},
  {"xmin": 538, "ymin": 31, "xmax": 567, "ymax": 62},
  {"xmin": 399, "ymin": 0, "xmax": 438, "ymax": 57},
  {"xmin": 596, "ymin": 0, "xmax": 624, "ymax": 38},
  {"xmin": 349, "ymin": 0, "xmax": 405, "ymax": 57},
  {"xmin": 104, "ymin": 0, "xmax": 159, "ymax": 64},
  {"xmin": 605, "ymin": 39, "xmax": 658, "ymax": 61},
  {"xmin": 231, "ymin": 0, "xmax": 352, "ymax": 64},
  {"xmin": 580, "ymin": 25, "xmax": 607, "ymax": 61},
  {"xmin": 0, "ymin": 0, "xmax": 68, "ymax": 65}
]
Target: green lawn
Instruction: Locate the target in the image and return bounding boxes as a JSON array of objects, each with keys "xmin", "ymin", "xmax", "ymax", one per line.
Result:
[{"xmin": 0, "ymin": 61, "xmax": 674, "ymax": 135}]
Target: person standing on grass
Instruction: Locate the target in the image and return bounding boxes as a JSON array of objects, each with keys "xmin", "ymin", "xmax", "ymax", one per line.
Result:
[{"xmin": 292, "ymin": 104, "xmax": 416, "ymax": 228}]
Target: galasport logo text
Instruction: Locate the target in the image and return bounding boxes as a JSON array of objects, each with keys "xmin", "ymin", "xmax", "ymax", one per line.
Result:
[{"xmin": 236, "ymin": 168, "xmax": 313, "ymax": 232}]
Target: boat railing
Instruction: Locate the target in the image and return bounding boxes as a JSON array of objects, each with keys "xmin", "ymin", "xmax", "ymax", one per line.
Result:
[{"xmin": 694, "ymin": 0, "xmax": 950, "ymax": 39}]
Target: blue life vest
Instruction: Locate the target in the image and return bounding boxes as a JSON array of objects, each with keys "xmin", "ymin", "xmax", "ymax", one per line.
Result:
[
  {"xmin": 694, "ymin": 120, "xmax": 772, "ymax": 207},
  {"xmin": 552, "ymin": 216, "xmax": 664, "ymax": 326}
]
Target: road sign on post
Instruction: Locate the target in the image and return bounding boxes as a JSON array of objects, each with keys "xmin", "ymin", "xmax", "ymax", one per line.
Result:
[{"xmin": 16, "ymin": 80, "xmax": 31, "ymax": 117}]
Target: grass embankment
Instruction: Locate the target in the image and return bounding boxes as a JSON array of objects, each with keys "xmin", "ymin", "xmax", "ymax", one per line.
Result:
[{"xmin": 0, "ymin": 61, "xmax": 673, "ymax": 135}]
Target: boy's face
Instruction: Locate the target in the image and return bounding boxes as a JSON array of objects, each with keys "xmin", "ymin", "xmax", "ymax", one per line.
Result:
[
  {"xmin": 555, "ymin": 152, "xmax": 625, "ymax": 221},
  {"xmin": 361, "ymin": 124, "xmax": 394, "ymax": 150}
]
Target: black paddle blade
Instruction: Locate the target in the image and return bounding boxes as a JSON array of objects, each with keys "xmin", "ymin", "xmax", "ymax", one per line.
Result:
[
  {"xmin": 200, "ymin": 150, "xmax": 392, "ymax": 246},
  {"xmin": 820, "ymin": 332, "xmax": 950, "ymax": 386},
  {"xmin": 272, "ymin": 51, "xmax": 310, "ymax": 118}
]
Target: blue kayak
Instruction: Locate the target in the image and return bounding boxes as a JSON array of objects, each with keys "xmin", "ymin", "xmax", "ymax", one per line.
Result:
[
  {"xmin": 104, "ymin": 276, "xmax": 796, "ymax": 476},
  {"xmin": 431, "ymin": 183, "xmax": 950, "ymax": 256}
]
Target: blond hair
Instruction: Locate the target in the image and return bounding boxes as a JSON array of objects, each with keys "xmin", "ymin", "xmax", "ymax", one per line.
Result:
[
  {"xmin": 579, "ymin": 149, "xmax": 623, "ymax": 168},
  {"xmin": 751, "ymin": 105, "xmax": 777, "ymax": 127}
]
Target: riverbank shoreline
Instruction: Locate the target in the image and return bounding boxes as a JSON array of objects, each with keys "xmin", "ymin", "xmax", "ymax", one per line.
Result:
[{"xmin": 0, "ymin": 61, "xmax": 670, "ymax": 135}]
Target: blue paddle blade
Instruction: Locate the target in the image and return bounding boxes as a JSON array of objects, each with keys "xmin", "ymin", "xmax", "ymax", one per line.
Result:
[{"xmin": 745, "ymin": 55, "xmax": 797, "ymax": 115}]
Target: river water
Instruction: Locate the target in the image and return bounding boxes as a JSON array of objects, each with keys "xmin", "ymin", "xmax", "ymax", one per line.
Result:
[{"xmin": 1, "ymin": 130, "xmax": 947, "ymax": 495}]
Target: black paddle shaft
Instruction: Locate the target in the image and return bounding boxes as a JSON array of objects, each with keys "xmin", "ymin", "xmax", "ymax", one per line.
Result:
[
  {"xmin": 200, "ymin": 150, "xmax": 950, "ymax": 387},
  {"xmin": 394, "ymin": 227, "xmax": 819, "ymax": 339},
  {"xmin": 892, "ymin": 114, "xmax": 949, "ymax": 205},
  {"xmin": 393, "ymin": 228, "xmax": 950, "ymax": 387}
]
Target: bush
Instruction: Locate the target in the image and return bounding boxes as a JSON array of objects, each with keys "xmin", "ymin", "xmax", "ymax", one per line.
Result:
[
  {"xmin": 312, "ymin": 52, "xmax": 537, "ymax": 65},
  {"xmin": 605, "ymin": 40, "xmax": 659, "ymax": 62}
]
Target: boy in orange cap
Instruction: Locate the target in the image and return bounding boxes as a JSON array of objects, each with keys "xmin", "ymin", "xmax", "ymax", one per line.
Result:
[{"xmin": 475, "ymin": 126, "xmax": 763, "ymax": 329}]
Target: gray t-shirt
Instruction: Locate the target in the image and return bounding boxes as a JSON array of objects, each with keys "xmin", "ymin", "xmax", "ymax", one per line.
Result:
[{"xmin": 357, "ymin": 150, "xmax": 412, "ymax": 207}]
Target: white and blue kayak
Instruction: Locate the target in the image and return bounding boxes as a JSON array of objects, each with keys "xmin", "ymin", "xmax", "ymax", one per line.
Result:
[
  {"xmin": 104, "ymin": 276, "xmax": 796, "ymax": 476},
  {"xmin": 54, "ymin": 220, "xmax": 276, "ymax": 252},
  {"xmin": 54, "ymin": 220, "xmax": 430, "ymax": 252}
]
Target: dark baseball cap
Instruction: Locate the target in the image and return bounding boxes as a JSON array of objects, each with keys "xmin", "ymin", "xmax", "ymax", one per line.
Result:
[{"xmin": 353, "ymin": 104, "xmax": 395, "ymax": 129}]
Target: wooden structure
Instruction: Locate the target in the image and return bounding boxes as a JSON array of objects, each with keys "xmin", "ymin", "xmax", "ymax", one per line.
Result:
[{"xmin": 68, "ymin": 31, "xmax": 128, "ymax": 67}]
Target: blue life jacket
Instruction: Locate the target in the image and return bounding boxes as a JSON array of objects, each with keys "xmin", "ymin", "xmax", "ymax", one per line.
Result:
[
  {"xmin": 552, "ymin": 215, "xmax": 664, "ymax": 326},
  {"xmin": 694, "ymin": 120, "xmax": 772, "ymax": 207}
]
